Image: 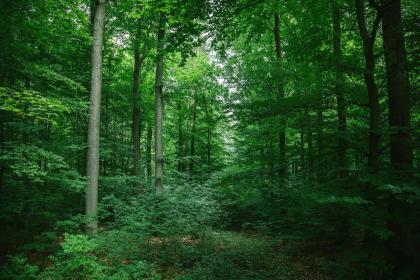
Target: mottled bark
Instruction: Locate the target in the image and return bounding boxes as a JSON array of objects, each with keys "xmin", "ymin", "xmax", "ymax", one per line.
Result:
[{"xmin": 86, "ymin": 0, "xmax": 105, "ymax": 234}]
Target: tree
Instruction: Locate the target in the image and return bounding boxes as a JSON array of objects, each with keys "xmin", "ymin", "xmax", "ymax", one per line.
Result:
[
  {"xmin": 380, "ymin": 0, "xmax": 413, "ymax": 171},
  {"xmin": 332, "ymin": 0, "xmax": 348, "ymax": 177},
  {"xmin": 86, "ymin": 0, "xmax": 106, "ymax": 234},
  {"xmin": 132, "ymin": 20, "xmax": 142, "ymax": 189},
  {"xmin": 154, "ymin": 13, "xmax": 165, "ymax": 192},
  {"xmin": 273, "ymin": 6, "xmax": 287, "ymax": 178},
  {"xmin": 355, "ymin": 0, "xmax": 381, "ymax": 173}
]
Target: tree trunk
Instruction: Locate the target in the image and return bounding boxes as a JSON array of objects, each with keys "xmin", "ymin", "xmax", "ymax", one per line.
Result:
[
  {"xmin": 154, "ymin": 13, "xmax": 165, "ymax": 192},
  {"xmin": 306, "ymin": 109, "xmax": 314, "ymax": 176},
  {"xmin": 300, "ymin": 125, "xmax": 305, "ymax": 172},
  {"xmin": 177, "ymin": 102, "xmax": 184, "ymax": 172},
  {"xmin": 146, "ymin": 123, "xmax": 152, "ymax": 180},
  {"xmin": 355, "ymin": 0, "xmax": 381, "ymax": 173},
  {"xmin": 381, "ymin": 0, "xmax": 414, "ymax": 277},
  {"xmin": 332, "ymin": 0, "xmax": 348, "ymax": 177},
  {"xmin": 86, "ymin": 0, "xmax": 105, "ymax": 234},
  {"xmin": 316, "ymin": 110, "xmax": 324, "ymax": 182},
  {"xmin": 203, "ymin": 95, "xmax": 211, "ymax": 164},
  {"xmin": 189, "ymin": 92, "xmax": 197, "ymax": 178},
  {"xmin": 273, "ymin": 11, "xmax": 286, "ymax": 177},
  {"xmin": 132, "ymin": 22, "xmax": 142, "ymax": 189},
  {"xmin": 382, "ymin": 0, "xmax": 413, "ymax": 170}
]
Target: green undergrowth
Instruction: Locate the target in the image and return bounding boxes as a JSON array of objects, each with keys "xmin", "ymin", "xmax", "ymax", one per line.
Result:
[{"xmin": 0, "ymin": 230, "xmax": 329, "ymax": 280}]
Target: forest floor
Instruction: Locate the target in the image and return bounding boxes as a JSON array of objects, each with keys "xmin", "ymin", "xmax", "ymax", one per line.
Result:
[{"xmin": 145, "ymin": 231, "xmax": 330, "ymax": 279}]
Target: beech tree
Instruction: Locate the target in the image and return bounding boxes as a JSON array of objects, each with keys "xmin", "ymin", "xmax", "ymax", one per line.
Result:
[{"xmin": 86, "ymin": 0, "xmax": 106, "ymax": 234}]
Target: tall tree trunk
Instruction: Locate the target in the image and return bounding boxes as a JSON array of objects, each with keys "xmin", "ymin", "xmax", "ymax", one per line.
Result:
[
  {"xmin": 316, "ymin": 110, "xmax": 325, "ymax": 182},
  {"xmin": 146, "ymin": 123, "xmax": 152, "ymax": 180},
  {"xmin": 382, "ymin": 0, "xmax": 413, "ymax": 170},
  {"xmin": 355, "ymin": 0, "xmax": 381, "ymax": 173},
  {"xmin": 306, "ymin": 109, "xmax": 314, "ymax": 176},
  {"xmin": 332, "ymin": 0, "xmax": 348, "ymax": 177},
  {"xmin": 381, "ymin": 0, "xmax": 414, "ymax": 277},
  {"xmin": 103, "ymin": 49, "xmax": 114, "ymax": 176},
  {"xmin": 189, "ymin": 92, "xmax": 197, "ymax": 178},
  {"xmin": 132, "ymin": 22, "xmax": 142, "ymax": 189},
  {"xmin": 154, "ymin": 13, "xmax": 165, "ymax": 192},
  {"xmin": 86, "ymin": 0, "xmax": 105, "ymax": 234},
  {"xmin": 273, "ymin": 11, "xmax": 286, "ymax": 177},
  {"xmin": 203, "ymin": 95, "xmax": 211, "ymax": 164},
  {"xmin": 0, "ymin": 111, "xmax": 4, "ymax": 200},
  {"xmin": 177, "ymin": 102, "xmax": 183, "ymax": 172},
  {"xmin": 300, "ymin": 125, "xmax": 305, "ymax": 172}
]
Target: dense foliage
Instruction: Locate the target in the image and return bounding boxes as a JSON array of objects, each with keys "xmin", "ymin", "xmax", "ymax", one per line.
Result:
[{"xmin": 0, "ymin": 0, "xmax": 418, "ymax": 279}]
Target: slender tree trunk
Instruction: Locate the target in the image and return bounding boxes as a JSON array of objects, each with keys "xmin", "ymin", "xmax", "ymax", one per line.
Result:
[
  {"xmin": 132, "ymin": 22, "xmax": 142, "ymax": 189},
  {"xmin": 0, "ymin": 111, "xmax": 4, "ymax": 200},
  {"xmin": 103, "ymin": 49, "xmax": 114, "ymax": 176},
  {"xmin": 306, "ymin": 109, "xmax": 314, "ymax": 176},
  {"xmin": 86, "ymin": 0, "xmax": 105, "ymax": 234},
  {"xmin": 177, "ymin": 102, "xmax": 183, "ymax": 172},
  {"xmin": 274, "ymin": 11, "xmax": 286, "ymax": 177},
  {"xmin": 154, "ymin": 13, "xmax": 165, "ymax": 192},
  {"xmin": 355, "ymin": 0, "xmax": 381, "ymax": 173},
  {"xmin": 203, "ymin": 95, "xmax": 211, "ymax": 164},
  {"xmin": 382, "ymin": 0, "xmax": 413, "ymax": 170},
  {"xmin": 332, "ymin": 0, "xmax": 348, "ymax": 177},
  {"xmin": 316, "ymin": 110, "xmax": 324, "ymax": 181},
  {"xmin": 189, "ymin": 92, "xmax": 197, "ymax": 178},
  {"xmin": 300, "ymin": 125, "xmax": 304, "ymax": 172},
  {"xmin": 146, "ymin": 123, "xmax": 152, "ymax": 180}
]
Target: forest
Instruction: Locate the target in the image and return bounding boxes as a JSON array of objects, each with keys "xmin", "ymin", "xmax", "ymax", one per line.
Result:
[{"xmin": 0, "ymin": 0, "xmax": 418, "ymax": 279}]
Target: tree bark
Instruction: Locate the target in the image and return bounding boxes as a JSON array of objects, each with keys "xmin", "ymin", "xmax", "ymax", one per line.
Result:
[
  {"xmin": 381, "ymin": 0, "xmax": 414, "ymax": 277},
  {"xmin": 355, "ymin": 0, "xmax": 381, "ymax": 173},
  {"xmin": 189, "ymin": 92, "xmax": 197, "ymax": 178},
  {"xmin": 332, "ymin": 0, "xmax": 348, "ymax": 177},
  {"xmin": 306, "ymin": 109, "xmax": 314, "ymax": 176},
  {"xmin": 86, "ymin": 0, "xmax": 105, "ymax": 234},
  {"xmin": 203, "ymin": 95, "xmax": 211, "ymax": 164},
  {"xmin": 273, "ymin": 11, "xmax": 286, "ymax": 177},
  {"xmin": 316, "ymin": 110, "xmax": 325, "ymax": 182},
  {"xmin": 300, "ymin": 124, "xmax": 305, "ymax": 172},
  {"xmin": 132, "ymin": 21, "xmax": 142, "ymax": 189},
  {"xmin": 154, "ymin": 13, "xmax": 165, "ymax": 192},
  {"xmin": 177, "ymin": 102, "xmax": 184, "ymax": 172},
  {"xmin": 146, "ymin": 123, "xmax": 152, "ymax": 180},
  {"xmin": 381, "ymin": 0, "xmax": 413, "ymax": 170}
]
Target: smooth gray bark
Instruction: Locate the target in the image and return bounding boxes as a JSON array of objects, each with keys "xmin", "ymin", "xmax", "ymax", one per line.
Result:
[{"xmin": 86, "ymin": 0, "xmax": 105, "ymax": 234}]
